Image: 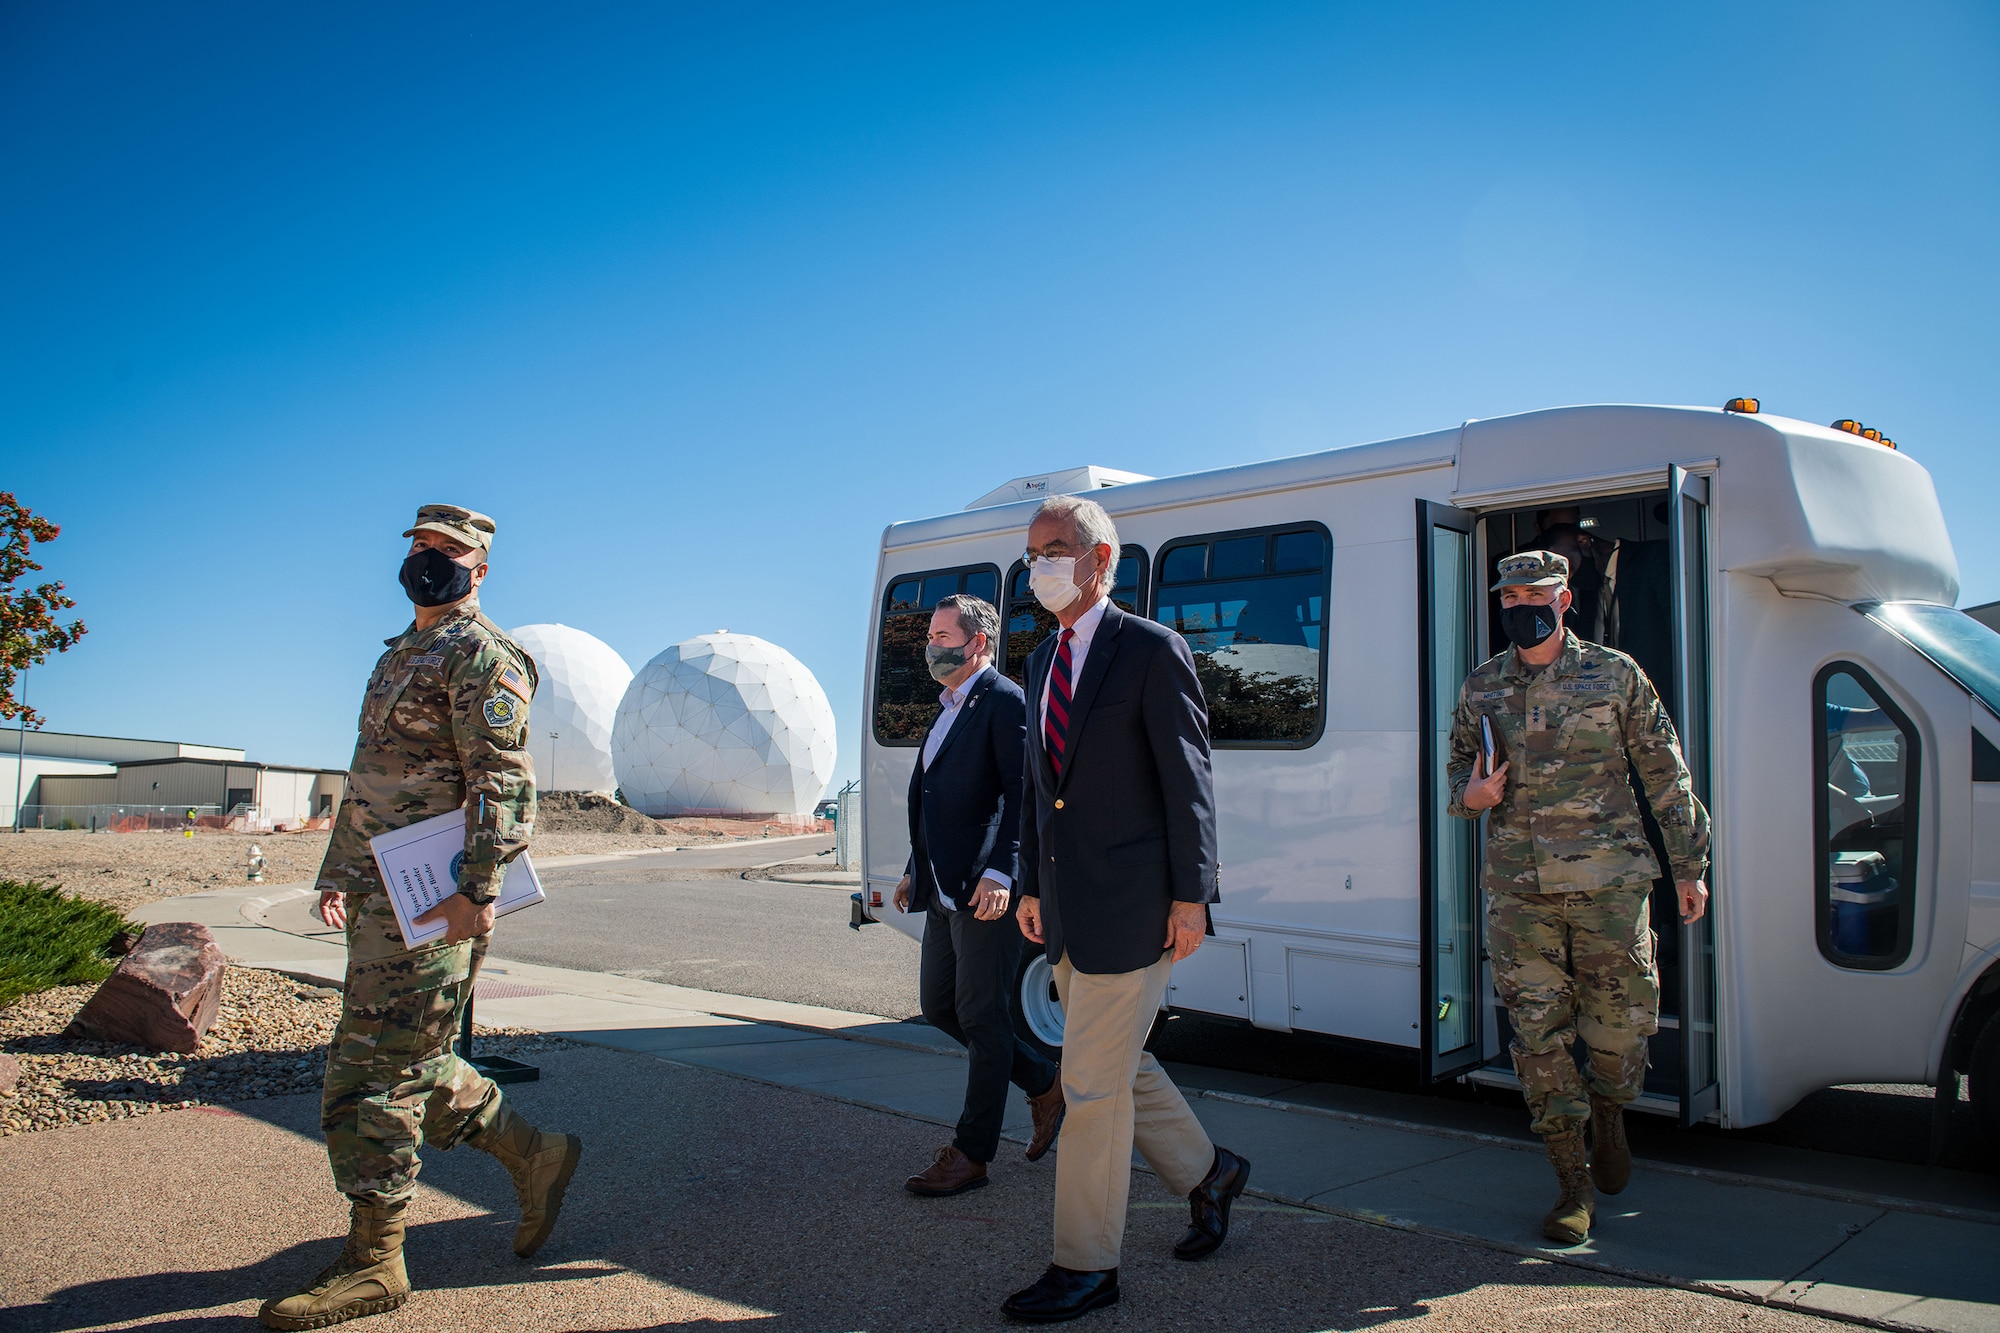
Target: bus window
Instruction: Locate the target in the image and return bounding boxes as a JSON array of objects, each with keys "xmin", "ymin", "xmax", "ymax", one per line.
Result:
[
  {"xmin": 874, "ymin": 564, "xmax": 1003, "ymax": 744},
  {"xmin": 1815, "ymin": 664, "xmax": 1920, "ymax": 969},
  {"xmin": 1000, "ymin": 545, "xmax": 1147, "ymax": 686},
  {"xmin": 1153, "ymin": 523, "xmax": 1330, "ymax": 746}
]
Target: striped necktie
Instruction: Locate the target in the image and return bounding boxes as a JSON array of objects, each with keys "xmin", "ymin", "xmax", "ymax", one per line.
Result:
[{"xmin": 1044, "ymin": 628, "xmax": 1076, "ymax": 778}]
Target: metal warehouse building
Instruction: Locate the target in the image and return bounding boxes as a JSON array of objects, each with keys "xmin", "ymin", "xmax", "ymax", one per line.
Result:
[
  {"xmin": 36, "ymin": 759, "xmax": 345, "ymax": 823},
  {"xmin": 5, "ymin": 727, "xmax": 344, "ymax": 829}
]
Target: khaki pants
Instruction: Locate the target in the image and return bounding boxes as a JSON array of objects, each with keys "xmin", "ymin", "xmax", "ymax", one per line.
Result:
[{"xmin": 1051, "ymin": 949, "xmax": 1215, "ymax": 1271}]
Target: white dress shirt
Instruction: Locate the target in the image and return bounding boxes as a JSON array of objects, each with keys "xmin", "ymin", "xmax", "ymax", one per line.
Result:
[
  {"xmin": 919, "ymin": 664, "xmax": 1012, "ymax": 906},
  {"xmin": 1039, "ymin": 592, "xmax": 1111, "ymax": 723}
]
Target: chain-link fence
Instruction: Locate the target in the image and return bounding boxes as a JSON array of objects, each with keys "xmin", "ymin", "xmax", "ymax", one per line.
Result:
[{"xmin": 13, "ymin": 803, "xmax": 222, "ymax": 833}]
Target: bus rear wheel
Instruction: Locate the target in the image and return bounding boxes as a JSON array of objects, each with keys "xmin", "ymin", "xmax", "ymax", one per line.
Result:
[
  {"xmin": 1971, "ymin": 1008, "xmax": 2000, "ymax": 1143},
  {"xmin": 1015, "ymin": 951, "xmax": 1064, "ymax": 1062}
]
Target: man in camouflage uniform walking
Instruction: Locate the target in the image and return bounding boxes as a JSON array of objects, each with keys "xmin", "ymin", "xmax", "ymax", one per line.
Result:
[
  {"xmin": 262, "ymin": 504, "xmax": 582, "ymax": 1331},
  {"xmin": 1448, "ymin": 550, "xmax": 1709, "ymax": 1246}
]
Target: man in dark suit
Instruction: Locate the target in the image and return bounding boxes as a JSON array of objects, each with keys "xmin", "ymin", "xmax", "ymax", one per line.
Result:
[
  {"xmin": 1001, "ymin": 496, "xmax": 1251, "ymax": 1324},
  {"xmin": 895, "ymin": 593, "xmax": 1066, "ymax": 1197}
]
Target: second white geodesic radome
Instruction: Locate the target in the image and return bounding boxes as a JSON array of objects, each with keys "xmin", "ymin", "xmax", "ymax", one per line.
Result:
[
  {"xmin": 507, "ymin": 623, "xmax": 633, "ymax": 795},
  {"xmin": 611, "ymin": 632, "xmax": 837, "ymax": 817}
]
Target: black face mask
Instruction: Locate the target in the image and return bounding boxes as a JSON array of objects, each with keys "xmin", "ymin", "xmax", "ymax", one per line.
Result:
[
  {"xmin": 399, "ymin": 547, "xmax": 476, "ymax": 607},
  {"xmin": 1499, "ymin": 600, "xmax": 1563, "ymax": 650}
]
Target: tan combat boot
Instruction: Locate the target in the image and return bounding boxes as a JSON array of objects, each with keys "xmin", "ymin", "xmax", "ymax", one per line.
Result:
[
  {"xmin": 1540, "ymin": 1129, "xmax": 1595, "ymax": 1245},
  {"xmin": 259, "ymin": 1199, "xmax": 410, "ymax": 1330},
  {"xmin": 470, "ymin": 1100, "xmax": 584, "ymax": 1257},
  {"xmin": 1588, "ymin": 1094, "xmax": 1632, "ymax": 1195}
]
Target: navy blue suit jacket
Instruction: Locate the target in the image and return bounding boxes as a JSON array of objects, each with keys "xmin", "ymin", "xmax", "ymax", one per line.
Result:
[
  {"xmin": 1017, "ymin": 601, "xmax": 1220, "ymax": 974},
  {"xmin": 905, "ymin": 666, "xmax": 1028, "ymax": 915}
]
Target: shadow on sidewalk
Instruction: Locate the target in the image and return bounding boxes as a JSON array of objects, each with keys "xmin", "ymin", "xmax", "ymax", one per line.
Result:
[
  {"xmin": 8, "ymin": 1220, "xmax": 623, "ymax": 1333},
  {"xmin": 0, "ymin": 1046, "xmax": 1913, "ymax": 1333}
]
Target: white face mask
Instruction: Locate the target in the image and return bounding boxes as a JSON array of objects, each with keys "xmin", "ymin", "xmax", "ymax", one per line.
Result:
[{"xmin": 1029, "ymin": 555, "xmax": 1082, "ymax": 611}]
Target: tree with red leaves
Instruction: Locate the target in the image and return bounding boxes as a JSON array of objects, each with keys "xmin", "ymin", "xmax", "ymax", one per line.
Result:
[{"xmin": 1, "ymin": 493, "xmax": 87, "ymax": 728}]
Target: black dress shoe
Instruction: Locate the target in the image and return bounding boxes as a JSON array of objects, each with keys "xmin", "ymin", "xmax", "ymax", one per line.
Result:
[
  {"xmin": 1000, "ymin": 1265, "xmax": 1119, "ymax": 1323},
  {"xmin": 1173, "ymin": 1145, "xmax": 1251, "ymax": 1261}
]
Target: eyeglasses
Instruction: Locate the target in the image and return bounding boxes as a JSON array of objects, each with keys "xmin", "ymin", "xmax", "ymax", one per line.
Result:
[{"xmin": 1021, "ymin": 546, "xmax": 1079, "ymax": 563}]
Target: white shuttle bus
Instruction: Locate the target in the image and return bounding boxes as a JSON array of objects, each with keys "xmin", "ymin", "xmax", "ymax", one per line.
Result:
[{"xmin": 852, "ymin": 403, "xmax": 2000, "ymax": 1136}]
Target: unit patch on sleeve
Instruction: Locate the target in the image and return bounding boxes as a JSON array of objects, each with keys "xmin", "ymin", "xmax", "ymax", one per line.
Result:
[
  {"xmin": 483, "ymin": 692, "xmax": 519, "ymax": 729},
  {"xmin": 497, "ymin": 665, "xmax": 531, "ymax": 702}
]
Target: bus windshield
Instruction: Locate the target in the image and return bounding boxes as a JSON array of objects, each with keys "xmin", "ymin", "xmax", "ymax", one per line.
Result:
[{"xmin": 1861, "ymin": 602, "xmax": 2000, "ymax": 721}]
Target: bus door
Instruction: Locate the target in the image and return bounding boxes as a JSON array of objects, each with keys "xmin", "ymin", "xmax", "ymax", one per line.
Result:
[
  {"xmin": 1669, "ymin": 466, "xmax": 1721, "ymax": 1125},
  {"xmin": 1417, "ymin": 500, "xmax": 1484, "ymax": 1080}
]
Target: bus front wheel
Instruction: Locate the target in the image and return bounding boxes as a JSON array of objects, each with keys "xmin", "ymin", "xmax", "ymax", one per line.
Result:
[{"xmin": 1015, "ymin": 951, "xmax": 1064, "ymax": 1061}]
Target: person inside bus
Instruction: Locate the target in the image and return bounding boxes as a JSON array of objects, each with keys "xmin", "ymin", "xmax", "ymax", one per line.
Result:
[
  {"xmin": 892, "ymin": 594, "xmax": 1067, "ymax": 1201},
  {"xmin": 1826, "ymin": 701, "xmax": 1888, "ymax": 799},
  {"xmin": 1506, "ymin": 507, "xmax": 1613, "ymax": 641}
]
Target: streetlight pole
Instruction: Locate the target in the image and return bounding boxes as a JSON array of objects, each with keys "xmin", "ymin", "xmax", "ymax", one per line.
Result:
[
  {"xmin": 12, "ymin": 668, "xmax": 25, "ymax": 834},
  {"xmin": 548, "ymin": 731, "xmax": 559, "ymax": 794}
]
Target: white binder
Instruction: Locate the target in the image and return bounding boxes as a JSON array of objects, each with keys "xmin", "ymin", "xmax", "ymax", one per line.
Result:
[{"xmin": 368, "ymin": 806, "xmax": 544, "ymax": 950}]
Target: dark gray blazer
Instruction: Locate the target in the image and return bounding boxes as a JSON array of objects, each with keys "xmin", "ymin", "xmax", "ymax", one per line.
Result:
[
  {"xmin": 1017, "ymin": 602, "xmax": 1220, "ymax": 974},
  {"xmin": 905, "ymin": 667, "xmax": 1028, "ymax": 916}
]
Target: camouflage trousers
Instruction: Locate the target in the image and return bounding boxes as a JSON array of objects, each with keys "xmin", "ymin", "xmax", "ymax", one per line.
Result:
[
  {"xmin": 1485, "ymin": 883, "xmax": 1659, "ymax": 1137},
  {"xmin": 322, "ymin": 892, "xmax": 503, "ymax": 1204}
]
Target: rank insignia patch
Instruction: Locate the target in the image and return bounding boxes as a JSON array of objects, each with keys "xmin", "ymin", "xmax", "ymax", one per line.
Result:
[
  {"xmin": 498, "ymin": 665, "xmax": 531, "ymax": 702},
  {"xmin": 483, "ymin": 692, "xmax": 518, "ymax": 728}
]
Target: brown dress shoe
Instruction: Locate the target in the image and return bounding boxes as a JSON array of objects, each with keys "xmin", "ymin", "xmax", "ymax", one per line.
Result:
[
  {"xmin": 1025, "ymin": 1069, "xmax": 1066, "ymax": 1162},
  {"xmin": 906, "ymin": 1145, "xmax": 989, "ymax": 1197}
]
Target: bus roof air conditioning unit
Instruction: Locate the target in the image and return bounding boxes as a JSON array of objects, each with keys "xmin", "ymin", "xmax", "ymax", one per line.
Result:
[{"xmin": 964, "ymin": 465, "xmax": 1153, "ymax": 511}]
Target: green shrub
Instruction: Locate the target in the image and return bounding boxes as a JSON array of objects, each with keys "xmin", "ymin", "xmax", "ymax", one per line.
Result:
[{"xmin": 0, "ymin": 880, "xmax": 141, "ymax": 1008}]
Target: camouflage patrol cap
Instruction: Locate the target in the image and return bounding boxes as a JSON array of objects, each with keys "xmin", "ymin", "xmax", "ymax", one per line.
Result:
[
  {"xmin": 1491, "ymin": 549, "xmax": 1570, "ymax": 590},
  {"xmin": 404, "ymin": 504, "xmax": 496, "ymax": 554}
]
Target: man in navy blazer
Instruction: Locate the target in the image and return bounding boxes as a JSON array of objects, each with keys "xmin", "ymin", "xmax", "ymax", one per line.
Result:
[
  {"xmin": 1001, "ymin": 496, "xmax": 1250, "ymax": 1325},
  {"xmin": 895, "ymin": 593, "xmax": 1066, "ymax": 1198}
]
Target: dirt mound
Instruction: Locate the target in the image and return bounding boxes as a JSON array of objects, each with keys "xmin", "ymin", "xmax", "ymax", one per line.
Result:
[{"xmin": 534, "ymin": 791, "xmax": 672, "ymax": 834}]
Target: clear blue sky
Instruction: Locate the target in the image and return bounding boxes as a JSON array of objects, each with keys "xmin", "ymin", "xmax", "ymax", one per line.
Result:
[{"xmin": 5, "ymin": 2, "xmax": 1995, "ymax": 787}]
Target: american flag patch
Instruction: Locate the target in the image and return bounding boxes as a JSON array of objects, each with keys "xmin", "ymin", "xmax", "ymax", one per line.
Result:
[{"xmin": 498, "ymin": 664, "xmax": 531, "ymax": 702}]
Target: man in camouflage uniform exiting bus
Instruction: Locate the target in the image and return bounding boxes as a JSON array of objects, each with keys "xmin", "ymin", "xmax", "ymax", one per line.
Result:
[
  {"xmin": 262, "ymin": 504, "xmax": 582, "ymax": 1331},
  {"xmin": 1448, "ymin": 550, "xmax": 1709, "ymax": 1247}
]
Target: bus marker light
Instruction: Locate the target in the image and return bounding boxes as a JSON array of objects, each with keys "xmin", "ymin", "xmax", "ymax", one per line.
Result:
[{"xmin": 1723, "ymin": 397, "xmax": 1760, "ymax": 413}]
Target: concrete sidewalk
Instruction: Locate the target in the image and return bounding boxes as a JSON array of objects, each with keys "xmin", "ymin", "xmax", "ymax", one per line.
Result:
[{"xmin": 133, "ymin": 884, "xmax": 2000, "ymax": 1333}]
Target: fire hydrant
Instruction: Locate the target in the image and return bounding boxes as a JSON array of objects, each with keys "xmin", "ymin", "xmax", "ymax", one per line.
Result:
[{"xmin": 247, "ymin": 843, "xmax": 267, "ymax": 883}]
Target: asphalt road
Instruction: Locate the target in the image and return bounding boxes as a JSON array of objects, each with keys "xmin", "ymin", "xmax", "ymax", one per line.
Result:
[{"xmin": 515, "ymin": 835, "xmax": 925, "ymax": 1020}]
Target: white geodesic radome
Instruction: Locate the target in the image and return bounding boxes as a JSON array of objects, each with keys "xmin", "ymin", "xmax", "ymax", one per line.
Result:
[
  {"xmin": 507, "ymin": 623, "xmax": 633, "ymax": 795},
  {"xmin": 611, "ymin": 632, "xmax": 837, "ymax": 817}
]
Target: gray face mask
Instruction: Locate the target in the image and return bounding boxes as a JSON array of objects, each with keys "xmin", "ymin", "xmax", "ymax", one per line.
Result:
[{"xmin": 925, "ymin": 641, "xmax": 973, "ymax": 684}]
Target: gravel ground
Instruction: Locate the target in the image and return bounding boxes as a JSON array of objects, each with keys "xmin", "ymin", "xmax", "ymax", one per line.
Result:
[
  {"xmin": 0, "ymin": 1046, "xmax": 1850, "ymax": 1333},
  {"xmin": 0, "ymin": 821, "xmax": 805, "ymax": 910},
  {"xmin": 0, "ymin": 965, "xmax": 570, "ymax": 1137},
  {"xmin": 0, "ymin": 829, "xmax": 334, "ymax": 911}
]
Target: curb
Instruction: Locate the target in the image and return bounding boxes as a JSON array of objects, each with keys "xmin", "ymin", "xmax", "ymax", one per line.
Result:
[{"xmin": 1192, "ymin": 1088, "xmax": 2000, "ymax": 1229}]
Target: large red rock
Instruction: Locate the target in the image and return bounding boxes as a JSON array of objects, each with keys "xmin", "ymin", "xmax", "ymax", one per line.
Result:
[
  {"xmin": 0, "ymin": 1051, "xmax": 18, "ymax": 1095},
  {"xmin": 64, "ymin": 923, "xmax": 227, "ymax": 1053}
]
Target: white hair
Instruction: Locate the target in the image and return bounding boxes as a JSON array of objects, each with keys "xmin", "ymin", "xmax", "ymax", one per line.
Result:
[{"xmin": 1033, "ymin": 493, "xmax": 1119, "ymax": 556}]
